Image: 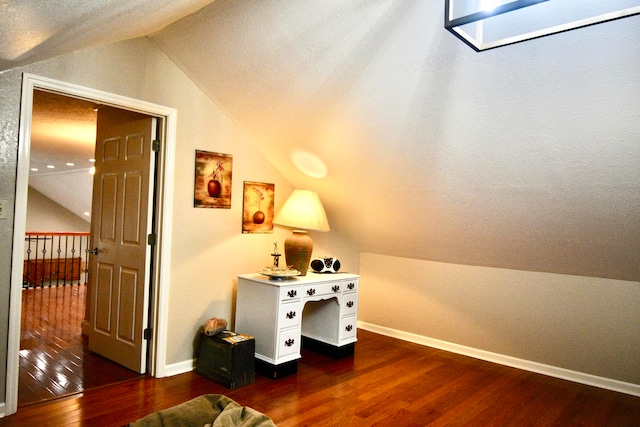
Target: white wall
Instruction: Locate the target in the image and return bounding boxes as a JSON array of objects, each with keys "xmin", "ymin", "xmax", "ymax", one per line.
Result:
[
  {"xmin": 0, "ymin": 37, "xmax": 360, "ymax": 407},
  {"xmin": 1, "ymin": 12, "xmax": 636, "ymax": 412},
  {"xmin": 359, "ymin": 253, "xmax": 640, "ymax": 391},
  {"xmin": 151, "ymin": 0, "xmax": 640, "ymax": 284}
]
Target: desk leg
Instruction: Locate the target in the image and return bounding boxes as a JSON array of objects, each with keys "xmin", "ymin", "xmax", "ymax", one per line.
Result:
[
  {"xmin": 255, "ymin": 359, "xmax": 298, "ymax": 379},
  {"xmin": 302, "ymin": 337, "xmax": 355, "ymax": 358}
]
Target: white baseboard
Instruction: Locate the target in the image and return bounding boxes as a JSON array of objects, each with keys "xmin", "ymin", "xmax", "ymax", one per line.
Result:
[
  {"xmin": 0, "ymin": 402, "xmax": 5, "ymax": 419},
  {"xmin": 358, "ymin": 321, "xmax": 640, "ymax": 397},
  {"xmin": 163, "ymin": 358, "xmax": 197, "ymax": 377}
]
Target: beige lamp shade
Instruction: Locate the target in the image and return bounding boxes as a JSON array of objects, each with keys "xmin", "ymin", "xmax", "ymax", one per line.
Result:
[
  {"xmin": 274, "ymin": 189, "xmax": 329, "ymax": 275},
  {"xmin": 273, "ymin": 189, "xmax": 330, "ymax": 232}
]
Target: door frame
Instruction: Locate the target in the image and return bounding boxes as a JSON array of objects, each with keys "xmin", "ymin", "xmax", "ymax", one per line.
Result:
[{"xmin": 6, "ymin": 73, "xmax": 176, "ymax": 415}]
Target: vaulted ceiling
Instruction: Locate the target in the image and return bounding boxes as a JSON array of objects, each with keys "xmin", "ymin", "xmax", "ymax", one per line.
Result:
[{"xmin": 3, "ymin": 1, "xmax": 639, "ymax": 281}]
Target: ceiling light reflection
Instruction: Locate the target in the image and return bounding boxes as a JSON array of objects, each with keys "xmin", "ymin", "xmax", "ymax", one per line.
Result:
[{"xmin": 291, "ymin": 150, "xmax": 327, "ymax": 179}]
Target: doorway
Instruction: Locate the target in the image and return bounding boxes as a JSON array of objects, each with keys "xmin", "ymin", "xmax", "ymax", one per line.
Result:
[
  {"xmin": 7, "ymin": 74, "xmax": 177, "ymax": 416},
  {"xmin": 18, "ymin": 91, "xmax": 152, "ymax": 406}
]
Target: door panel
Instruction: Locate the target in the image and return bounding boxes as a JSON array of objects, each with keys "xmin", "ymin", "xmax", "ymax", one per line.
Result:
[
  {"xmin": 88, "ymin": 108, "xmax": 156, "ymax": 373},
  {"xmin": 117, "ymin": 267, "xmax": 138, "ymax": 342},
  {"xmin": 100, "ymin": 174, "xmax": 118, "ymax": 241},
  {"xmin": 123, "ymin": 172, "xmax": 143, "ymax": 244},
  {"xmin": 95, "ymin": 263, "xmax": 115, "ymax": 333}
]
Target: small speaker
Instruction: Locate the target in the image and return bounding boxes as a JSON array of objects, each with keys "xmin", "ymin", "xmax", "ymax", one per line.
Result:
[{"xmin": 310, "ymin": 257, "xmax": 341, "ymax": 273}]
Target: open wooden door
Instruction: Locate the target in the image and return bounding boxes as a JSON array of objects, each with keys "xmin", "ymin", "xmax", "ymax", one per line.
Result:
[{"xmin": 87, "ymin": 107, "xmax": 157, "ymax": 373}]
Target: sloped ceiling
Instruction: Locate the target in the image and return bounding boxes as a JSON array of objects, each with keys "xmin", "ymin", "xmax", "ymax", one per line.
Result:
[
  {"xmin": 0, "ymin": 0, "xmax": 215, "ymax": 71},
  {"xmin": 150, "ymin": 1, "xmax": 640, "ymax": 282},
  {"xmin": 3, "ymin": 1, "xmax": 639, "ymax": 281},
  {"xmin": 28, "ymin": 90, "xmax": 96, "ymax": 222}
]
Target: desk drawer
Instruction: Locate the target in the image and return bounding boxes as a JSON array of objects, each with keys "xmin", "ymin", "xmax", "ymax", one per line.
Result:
[
  {"xmin": 344, "ymin": 279, "xmax": 358, "ymax": 293},
  {"xmin": 340, "ymin": 315, "xmax": 357, "ymax": 341},
  {"xmin": 342, "ymin": 294, "xmax": 358, "ymax": 316},
  {"xmin": 279, "ymin": 286, "xmax": 300, "ymax": 301},
  {"xmin": 303, "ymin": 282, "xmax": 342, "ymax": 298},
  {"xmin": 278, "ymin": 328, "xmax": 301, "ymax": 358},
  {"xmin": 280, "ymin": 302, "xmax": 302, "ymax": 329}
]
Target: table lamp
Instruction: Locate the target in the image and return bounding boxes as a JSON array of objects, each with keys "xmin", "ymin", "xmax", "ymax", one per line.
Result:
[{"xmin": 273, "ymin": 189, "xmax": 330, "ymax": 275}]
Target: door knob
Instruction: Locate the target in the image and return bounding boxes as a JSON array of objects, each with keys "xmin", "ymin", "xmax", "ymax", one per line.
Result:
[{"xmin": 88, "ymin": 247, "xmax": 99, "ymax": 255}]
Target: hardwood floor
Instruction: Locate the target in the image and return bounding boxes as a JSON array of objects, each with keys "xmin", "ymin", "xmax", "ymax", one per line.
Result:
[
  {"xmin": 18, "ymin": 284, "xmax": 142, "ymax": 406},
  {"xmin": 3, "ymin": 329, "xmax": 639, "ymax": 426}
]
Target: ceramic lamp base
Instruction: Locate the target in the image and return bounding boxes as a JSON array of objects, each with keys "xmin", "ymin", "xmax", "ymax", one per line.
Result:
[{"xmin": 284, "ymin": 230, "xmax": 313, "ymax": 276}]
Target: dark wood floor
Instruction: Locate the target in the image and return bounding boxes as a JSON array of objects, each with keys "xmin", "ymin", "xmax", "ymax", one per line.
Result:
[
  {"xmin": 3, "ymin": 327, "xmax": 640, "ymax": 426},
  {"xmin": 18, "ymin": 284, "xmax": 142, "ymax": 406}
]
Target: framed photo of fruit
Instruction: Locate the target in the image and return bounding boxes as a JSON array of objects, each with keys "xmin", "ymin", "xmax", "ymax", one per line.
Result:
[
  {"xmin": 194, "ymin": 150, "xmax": 233, "ymax": 208},
  {"xmin": 242, "ymin": 181, "xmax": 274, "ymax": 233}
]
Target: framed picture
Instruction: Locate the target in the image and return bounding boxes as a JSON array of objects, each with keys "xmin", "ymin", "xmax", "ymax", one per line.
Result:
[
  {"xmin": 242, "ymin": 181, "xmax": 275, "ymax": 233},
  {"xmin": 194, "ymin": 150, "xmax": 233, "ymax": 208}
]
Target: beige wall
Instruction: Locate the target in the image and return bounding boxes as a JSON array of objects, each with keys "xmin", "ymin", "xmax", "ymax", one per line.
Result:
[
  {"xmin": 359, "ymin": 253, "xmax": 640, "ymax": 386},
  {"xmin": 26, "ymin": 187, "xmax": 90, "ymax": 233},
  {"xmin": 0, "ymin": 37, "xmax": 359, "ymax": 407}
]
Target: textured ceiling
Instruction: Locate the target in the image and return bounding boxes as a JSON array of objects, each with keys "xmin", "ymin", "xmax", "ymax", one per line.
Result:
[
  {"xmin": 28, "ymin": 90, "xmax": 97, "ymax": 220},
  {"xmin": 30, "ymin": 90, "xmax": 97, "ymax": 176},
  {"xmin": 4, "ymin": 1, "xmax": 639, "ymax": 281},
  {"xmin": 0, "ymin": 0, "xmax": 214, "ymax": 71}
]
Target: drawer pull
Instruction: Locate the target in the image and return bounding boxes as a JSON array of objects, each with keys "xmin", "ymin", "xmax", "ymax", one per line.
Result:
[
  {"xmin": 332, "ymin": 285, "xmax": 340, "ymax": 292},
  {"xmin": 287, "ymin": 290, "xmax": 297, "ymax": 298},
  {"xmin": 284, "ymin": 338, "xmax": 295, "ymax": 347},
  {"xmin": 347, "ymin": 282, "xmax": 355, "ymax": 290},
  {"xmin": 286, "ymin": 311, "xmax": 296, "ymax": 319},
  {"xmin": 307, "ymin": 288, "xmax": 316, "ymax": 296},
  {"xmin": 345, "ymin": 324, "xmax": 353, "ymax": 332},
  {"xmin": 346, "ymin": 301, "xmax": 354, "ymax": 308}
]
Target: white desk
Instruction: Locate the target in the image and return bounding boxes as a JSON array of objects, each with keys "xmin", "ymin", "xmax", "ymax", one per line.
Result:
[{"xmin": 235, "ymin": 273, "xmax": 359, "ymax": 378}]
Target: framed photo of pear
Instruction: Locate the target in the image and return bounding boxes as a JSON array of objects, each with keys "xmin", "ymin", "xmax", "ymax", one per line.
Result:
[
  {"xmin": 242, "ymin": 181, "xmax": 274, "ymax": 233},
  {"xmin": 194, "ymin": 150, "xmax": 233, "ymax": 208}
]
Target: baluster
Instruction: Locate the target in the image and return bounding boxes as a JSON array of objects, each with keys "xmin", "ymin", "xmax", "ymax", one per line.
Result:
[
  {"xmin": 39, "ymin": 235, "xmax": 46, "ymax": 288},
  {"xmin": 24, "ymin": 236, "xmax": 32, "ymax": 288},
  {"xmin": 78, "ymin": 236, "xmax": 89, "ymax": 285},
  {"xmin": 64, "ymin": 234, "xmax": 70, "ymax": 285},
  {"xmin": 70, "ymin": 235, "xmax": 76, "ymax": 286},
  {"xmin": 56, "ymin": 234, "xmax": 63, "ymax": 287}
]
